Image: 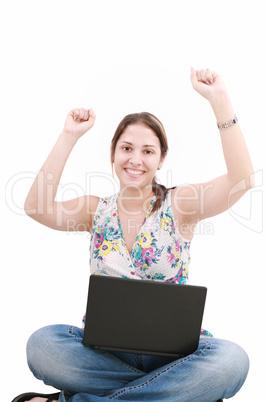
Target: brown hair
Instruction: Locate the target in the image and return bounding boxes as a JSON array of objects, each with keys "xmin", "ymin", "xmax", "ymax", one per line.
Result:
[{"xmin": 110, "ymin": 112, "xmax": 175, "ymax": 214}]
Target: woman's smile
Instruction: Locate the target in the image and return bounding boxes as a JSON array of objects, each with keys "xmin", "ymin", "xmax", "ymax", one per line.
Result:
[{"xmin": 124, "ymin": 168, "xmax": 145, "ymax": 177}]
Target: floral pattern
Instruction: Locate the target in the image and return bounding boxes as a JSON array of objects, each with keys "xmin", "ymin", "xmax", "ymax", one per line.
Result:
[
  {"xmin": 131, "ymin": 229, "xmax": 164, "ymax": 272},
  {"xmin": 87, "ymin": 190, "xmax": 213, "ymax": 337},
  {"xmin": 93, "ymin": 219, "xmax": 122, "ymax": 262}
]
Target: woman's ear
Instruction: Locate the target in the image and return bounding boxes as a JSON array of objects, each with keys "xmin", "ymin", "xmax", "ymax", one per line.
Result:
[
  {"xmin": 110, "ymin": 145, "xmax": 114, "ymax": 163},
  {"xmin": 110, "ymin": 144, "xmax": 114, "ymax": 175},
  {"xmin": 158, "ymin": 155, "xmax": 166, "ymax": 170}
]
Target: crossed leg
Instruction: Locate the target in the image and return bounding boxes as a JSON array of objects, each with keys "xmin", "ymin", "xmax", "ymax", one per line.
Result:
[{"xmin": 26, "ymin": 325, "xmax": 249, "ymax": 401}]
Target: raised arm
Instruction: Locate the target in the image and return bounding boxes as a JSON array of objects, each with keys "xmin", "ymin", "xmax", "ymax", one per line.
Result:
[
  {"xmin": 24, "ymin": 108, "xmax": 99, "ymax": 232},
  {"xmin": 172, "ymin": 68, "xmax": 255, "ymax": 230}
]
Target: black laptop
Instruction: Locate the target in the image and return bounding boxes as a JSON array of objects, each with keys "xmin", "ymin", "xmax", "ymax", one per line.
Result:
[{"xmin": 83, "ymin": 275, "xmax": 207, "ymax": 358}]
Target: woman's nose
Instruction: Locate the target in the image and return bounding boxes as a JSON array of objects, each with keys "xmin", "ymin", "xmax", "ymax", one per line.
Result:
[{"xmin": 129, "ymin": 152, "xmax": 142, "ymax": 166}]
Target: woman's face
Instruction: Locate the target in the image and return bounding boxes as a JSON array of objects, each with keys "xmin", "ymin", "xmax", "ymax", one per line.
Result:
[{"xmin": 113, "ymin": 124, "xmax": 164, "ymax": 192}]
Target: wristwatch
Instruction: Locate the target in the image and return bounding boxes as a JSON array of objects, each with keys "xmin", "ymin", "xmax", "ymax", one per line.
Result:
[{"xmin": 217, "ymin": 115, "xmax": 238, "ymax": 130}]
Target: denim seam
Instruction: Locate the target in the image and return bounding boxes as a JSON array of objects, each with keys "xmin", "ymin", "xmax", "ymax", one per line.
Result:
[
  {"xmin": 108, "ymin": 353, "xmax": 145, "ymax": 374},
  {"xmin": 107, "ymin": 340, "xmax": 213, "ymax": 399}
]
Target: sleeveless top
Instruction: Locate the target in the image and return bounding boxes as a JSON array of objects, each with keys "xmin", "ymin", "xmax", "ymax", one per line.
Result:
[{"xmin": 85, "ymin": 190, "xmax": 212, "ymax": 337}]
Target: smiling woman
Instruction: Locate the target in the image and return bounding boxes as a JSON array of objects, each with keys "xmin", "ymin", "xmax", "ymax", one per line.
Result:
[
  {"xmin": 111, "ymin": 112, "xmax": 171, "ymax": 215},
  {"xmin": 13, "ymin": 68, "xmax": 253, "ymax": 402}
]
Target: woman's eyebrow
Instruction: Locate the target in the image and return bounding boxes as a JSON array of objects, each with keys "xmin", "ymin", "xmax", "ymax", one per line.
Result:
[{"xmin": 120, "ymin": 141, "xmax": 156, "ymax": 148}]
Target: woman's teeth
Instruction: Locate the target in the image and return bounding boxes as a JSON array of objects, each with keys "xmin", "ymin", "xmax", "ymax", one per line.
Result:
[{"xmin": 125, "ymin": 169, "xmax": 144, "ymax": 175}]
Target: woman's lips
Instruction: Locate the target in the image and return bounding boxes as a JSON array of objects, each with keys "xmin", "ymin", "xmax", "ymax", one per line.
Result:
[{"xmin": 124, "ymin": 168, "xmax": 145, "ymax": 177}]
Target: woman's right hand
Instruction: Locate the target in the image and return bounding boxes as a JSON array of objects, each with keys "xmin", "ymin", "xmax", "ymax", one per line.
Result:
[{"xmin": 62, "ymin": 107, "xmax": 96, "ymax": 140}]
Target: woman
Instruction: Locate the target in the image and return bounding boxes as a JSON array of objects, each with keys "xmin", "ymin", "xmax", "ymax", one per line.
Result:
[{"xmin": 13, "ymin": 68, "xmax": 254, "ymax": 402}]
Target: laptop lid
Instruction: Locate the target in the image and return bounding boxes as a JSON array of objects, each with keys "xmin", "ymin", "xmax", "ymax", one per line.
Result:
[{"xmin": 83, "ymin": 275, "xmax": 207, "ymax": 358}]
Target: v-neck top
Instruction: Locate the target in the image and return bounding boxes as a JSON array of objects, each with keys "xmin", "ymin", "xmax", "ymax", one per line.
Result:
[
  {"xmin": 87, "ymin": 189, "xmax": 212, "ymax": 337},
  {"xmin": 89, "ymin": 190, "xmax": 191, "ymax": 283}
]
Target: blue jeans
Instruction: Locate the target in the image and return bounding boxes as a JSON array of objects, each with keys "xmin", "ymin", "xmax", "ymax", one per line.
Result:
[{"xmin": 26, "ymin": 325, "xmax": 249, "ymax": 401}]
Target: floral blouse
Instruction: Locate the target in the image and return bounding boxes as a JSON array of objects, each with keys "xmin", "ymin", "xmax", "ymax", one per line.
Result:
[{"xmin": 85, "ymin": 190, "xmax": 212, "ymax": 337}]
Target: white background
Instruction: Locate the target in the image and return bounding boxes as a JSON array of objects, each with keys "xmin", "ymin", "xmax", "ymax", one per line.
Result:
[{"xmin": 1, "ymin": 1, "xmax": 267, "ymax": 401}]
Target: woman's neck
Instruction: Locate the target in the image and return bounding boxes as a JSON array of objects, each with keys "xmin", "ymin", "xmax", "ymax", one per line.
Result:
[{"xmin": 118, "ymin": 185, "xmax": 154, "ymax": 214}]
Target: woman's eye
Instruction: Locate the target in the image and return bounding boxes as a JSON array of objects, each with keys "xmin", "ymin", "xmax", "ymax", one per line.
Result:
[{"xmin": 122, "ymin": 147, "xmax": 153, "ymax": 154}]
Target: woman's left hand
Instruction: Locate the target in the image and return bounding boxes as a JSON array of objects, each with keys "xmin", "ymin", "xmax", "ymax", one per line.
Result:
[{"xmin": 190, "ymin": 67, "xmax": 228, "ymax": 104}]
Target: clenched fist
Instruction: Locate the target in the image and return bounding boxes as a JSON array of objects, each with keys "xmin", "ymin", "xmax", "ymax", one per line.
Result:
[
  {"xmin": 63, "ymin": 107, "xmax": 96, "ymax": 140},
  {"xmin": 190, "ymin": 68, "xmax": 228, "ymax": 105}
]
